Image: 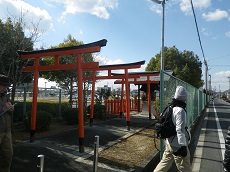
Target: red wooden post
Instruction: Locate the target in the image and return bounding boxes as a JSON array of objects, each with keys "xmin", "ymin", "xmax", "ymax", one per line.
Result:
[
  {"xmin": 147, "ymin": 76, "xmax": 151, "ymax": 120},
  {"xmin": 90, "ymin": 70, "xmax": 96, "ymax": 126},
  {"xmin": 125, "ymin": 69, "xmax": 130, "ymax": 130},
  {"xmin": 120, "ymin": 82, "xmax": 124, "ymax": 118},
  {"xmin": 113, "ymin": 99, "xmax": 116, "ymax": 114},
  {"xmin": 111, "ymin": 99, "xmax": 114, "ymax": 114},
  {"xmin": 77, "ymin": 54, "xmax": 84, "ymax": 153},
  {"xmin": 30, "ymin": 58, "xmax": 39, "ymax": 142}
]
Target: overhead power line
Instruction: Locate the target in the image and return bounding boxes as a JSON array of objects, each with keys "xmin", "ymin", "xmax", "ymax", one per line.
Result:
[
  {"xmin": 190, "ymin": 0, "xmax": 206, "ymax": 64},
  {"xmin": 190, "ymin": 0, "xmax": 209, "ymax": 94},
  {"xmin": 209, "ymin": 65, "xmax": 230, "ymax": 67},
  {"xmin": 209, "ymin": 54, "xmax": 230, "ymax": 61}
]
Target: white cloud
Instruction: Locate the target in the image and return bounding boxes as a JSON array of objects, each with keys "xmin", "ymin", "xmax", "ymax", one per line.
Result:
[
  {"xmin": 149, "ymin": 4, "xmax": 162, "ymax": 15},
  {"xmin": 94, "ymin": 55, "xmax": 123, "ymax": 66},
  {"xmin": 226, "ymin": 31, "xmax": 230, "ymax": 38},
  {"xmin": 216, "ymin": 71, "xmax": 230, "ymax": 76},
  {"xmin": 201, "ymin": 27, "xmax": 210, "ymax": 36},
  {"xmin": 51, "ymin": 0, "xmax": 118, "ymax": 22},
  {"xmin": 0, "ymin": 0, "xmax": 54, "ymax": 33},
  {"xmin": 179, "ymin": 0, "xmax": 211, "ymax": 14},
  {"xmin": 213, "ymin": 71, "xmax": 230, "ymax": 92},
  {"xmin": 202, "ymin": 9, "xmax": 228, "ymax": 21},
  {"xmin": 201, "ymin": 27, "xmax": 219, "ymax": 39},
  {"xmin": 93, "ymin": 55, "xmax": 146, "ymax": 90}
]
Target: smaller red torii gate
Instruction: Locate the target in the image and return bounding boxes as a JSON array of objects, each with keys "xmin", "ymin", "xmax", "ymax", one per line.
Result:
[
  {"xmin": 17, "ymin": 39, "xmax": 107, "ymax": 153},
  {"xmin": 83, "ymin": 61, "xmax": 145, "ymax": 130},
  {"xmin": 113, "ymin": 71, "xmax": 173, "ymax": 119},
  {"xmin": 112, "ymin": 71, "xmax": 162, "ymax": 119}
]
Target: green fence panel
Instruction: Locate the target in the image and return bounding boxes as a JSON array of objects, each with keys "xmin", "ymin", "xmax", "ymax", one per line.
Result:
[{"xmin": 162, "ymin": 71, "xmax": 208, "ymax": 128}]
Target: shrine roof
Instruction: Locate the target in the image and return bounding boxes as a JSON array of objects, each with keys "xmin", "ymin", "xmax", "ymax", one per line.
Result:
[
  {"xmin": 99, "ymin": 60, "xmax": 145, "ymax": 69},
  {"xmin": 17, "ymin": 39, "xmax": 107, "ymax": 55}
]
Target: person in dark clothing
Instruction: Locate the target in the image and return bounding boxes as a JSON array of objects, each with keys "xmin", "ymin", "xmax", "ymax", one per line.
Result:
[
  {"xmin": 154, "ymin": 86, "xmax": 191, "ymax": 172},
  {"xmin": 224, "ymin": 126, "xmax": 230, "ymax": 172},
  {"xmin": 0, "ymin": 74, "xmax": 14, "ymax": 172}
]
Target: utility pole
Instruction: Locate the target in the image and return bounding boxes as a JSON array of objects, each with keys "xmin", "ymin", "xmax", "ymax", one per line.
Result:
[
  {"xmin": 219, "ymin": 85, "xmax": 221, "ymax": 99},
  {"xmin": 205, "ymin": 59, "xmax": 208, "ymax": 102}
]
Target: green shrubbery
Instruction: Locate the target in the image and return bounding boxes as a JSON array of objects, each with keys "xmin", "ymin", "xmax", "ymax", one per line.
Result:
[
  {"xmin": 24, "ymin": 111, "xmax": 52, "ymax": 132},
  {"xmin": 87, "ymin": 103, "xmax": 106, "ymax": 119},
  {"xmin": 15, "ymin": 101, "xmax": 106, "ymax": 131},
  {"xmin": 62, "ymin": 108, "xmax": 78, "ymax": 125},
  {"xmin": 62, "ymin": 107, "xmax": 88, "ymax": 124},
  {"xmin": 13, "ymin": 102, "xmax": 70, "ymax": 122}
]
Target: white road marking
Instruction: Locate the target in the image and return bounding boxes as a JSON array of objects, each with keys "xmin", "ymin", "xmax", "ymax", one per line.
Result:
[{"xmin": 213, "ymin": 101, "xmax": 225, "ymax": 160}]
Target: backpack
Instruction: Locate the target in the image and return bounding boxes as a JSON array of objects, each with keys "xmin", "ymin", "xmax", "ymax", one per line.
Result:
[{"xmin": 154, "ymin": 105, "xmax": 177, "ymax": 139}]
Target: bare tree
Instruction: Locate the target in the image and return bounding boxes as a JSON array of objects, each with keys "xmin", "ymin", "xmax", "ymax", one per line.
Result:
[{"xmin": 0, "ymin": 11, "xmax": 45, "ymax": 102}]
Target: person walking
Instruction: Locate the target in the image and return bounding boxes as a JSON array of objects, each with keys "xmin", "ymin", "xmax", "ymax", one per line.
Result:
[
  {"xmin": 0, "ymin": 74, "xmax": 14, "ymax": 172},
  {"xmin": 154, "ymin": 86, "xmax": 191, "ymax": 172},
  {"xmin": 223, "ymin": 126, "xmax": 230, "ymax": 172}
]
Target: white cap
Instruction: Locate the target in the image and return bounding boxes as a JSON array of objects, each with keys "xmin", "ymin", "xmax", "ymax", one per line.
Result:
[{"xmin": 173, "ymin": 86, "xmax": 188, "ymax": 101}]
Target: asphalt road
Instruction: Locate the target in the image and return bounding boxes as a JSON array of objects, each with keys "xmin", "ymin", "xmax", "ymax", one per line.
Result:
[{"xmin": 191, "ymin": 98, "xmax": 230, "ymax": 172}]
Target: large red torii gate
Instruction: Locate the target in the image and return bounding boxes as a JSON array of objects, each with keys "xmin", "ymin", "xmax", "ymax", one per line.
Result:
[{"xmin": 17, "ymin": 39, "xmax": 107, "ymax": 152}]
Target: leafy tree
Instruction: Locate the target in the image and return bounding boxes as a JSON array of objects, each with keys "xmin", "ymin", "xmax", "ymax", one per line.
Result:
[
  {"xmin": 145, "ymin": 46, "xmax": 203, "ymax": 88},
  {"xmin": 41, "ymin": 35, "xmax": 95, "ymax": 103},
  {"xmin": 0, "ymin": 17, "xmax": 37, "ymax": 101},
  {"xmin": 95, "ymin": 88, "xmax": 111, "ymax": 104}
]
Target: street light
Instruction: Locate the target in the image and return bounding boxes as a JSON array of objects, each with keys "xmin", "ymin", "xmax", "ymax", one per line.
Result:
[
  {"xmin": 209, "ymin": 74, "xmax": 212, "ymax": 97},
  {"xmin": 209, "ymin": 74, "xmax": 211, "ymax": 89},
  {"xmin": 151, "ymin": 0, "xmax": 166, "ymax": 160},
  {"xmin": 228, "ymin": 76, "xmax": 230, "ymax": 99},
  {"xmin": 151, "ymin": 0, "xmax": 165, "ymax": 70}
]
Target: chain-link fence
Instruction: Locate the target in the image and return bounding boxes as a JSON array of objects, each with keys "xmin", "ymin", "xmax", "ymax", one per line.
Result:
[
  {"xmin": 14, "ymin": 86, "xmax": 68, "ymax": 102},
  {"xmin": 161, "ymin": 71, "xmax": 210, "ymax": 128},
  {"xmin": 159, "ymin": 70, "xmax": 211, "ymax": 158}
]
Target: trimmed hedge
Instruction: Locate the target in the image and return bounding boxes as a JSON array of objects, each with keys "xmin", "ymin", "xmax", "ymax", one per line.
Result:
[
  {"xmin": 62, "ymin": 108, "xmax": 78, "ymax": 125},
  {"xmin": 62, "ymin": 107, "xmax": 88, "ymax": 125},
  {"xmin": 24, "ymin": 111, "xmax": 52, "ymax": 132},
  {"xmin": 13, "ymin": 102, "xmax": 70, "ymax": 122},
  {"xmin": 87, "ymin": 103, "xmax": 106, "ymax": 119}
]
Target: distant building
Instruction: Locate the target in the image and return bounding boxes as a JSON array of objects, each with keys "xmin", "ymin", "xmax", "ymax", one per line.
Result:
[{"xmin": 97, "ymin": 85, "xmax": 111, "ymax": 92}]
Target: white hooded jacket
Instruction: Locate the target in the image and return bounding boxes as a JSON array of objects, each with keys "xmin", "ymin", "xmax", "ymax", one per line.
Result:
[{"xmin": 166, "ymin": 86, "xmax": 191, "ymax": 151}]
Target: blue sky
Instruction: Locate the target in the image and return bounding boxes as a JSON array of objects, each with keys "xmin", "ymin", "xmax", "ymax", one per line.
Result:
[{"xmin": 0, "ymin": 0, "xmax": 230, "ymax": 92}]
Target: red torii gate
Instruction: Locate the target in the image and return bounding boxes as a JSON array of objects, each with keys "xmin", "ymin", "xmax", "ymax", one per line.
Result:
[
  {"xmin": 112, "ymin": 71, "xmax": 160, "ymax": 119},
  {"xmin": 17, "ymin": 39, "xmax": 107, "ymax": 152},
  {"xmin": 83, "ymin": 61, "xmax": 145, "ymax": 129},
  {"xmin": 113, "ymin": 71, "xmax": 173, "ymax": 119}
]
